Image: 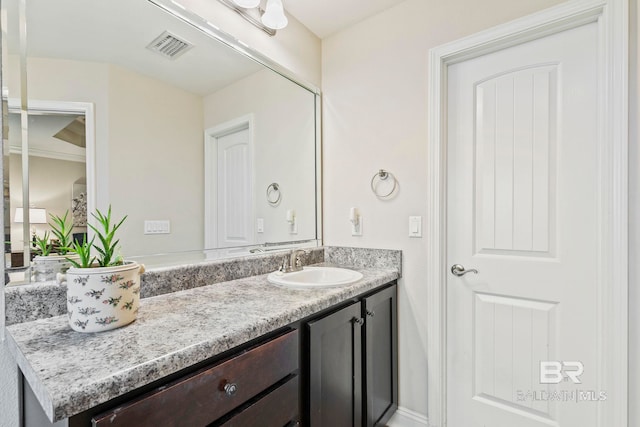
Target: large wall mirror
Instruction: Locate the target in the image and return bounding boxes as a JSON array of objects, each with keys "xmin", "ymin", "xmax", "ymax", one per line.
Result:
[{"xmin": 2, "ymin": 0, "xmax": 321, "ymax": 285}]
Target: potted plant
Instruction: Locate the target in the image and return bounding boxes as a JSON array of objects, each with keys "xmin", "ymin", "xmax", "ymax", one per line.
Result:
[
  {"xmin": 58, "ymin": 206, "xmax": 145, "ymax": 333},
  {"xmin": 31, "ymin": 211, "xmax": 80, "ymax": 282}
]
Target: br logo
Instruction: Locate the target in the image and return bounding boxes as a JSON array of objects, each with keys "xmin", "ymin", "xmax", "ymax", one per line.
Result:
[{"xmin": 540, "ymin": 361, "xmax": 584, "ymax": 384}]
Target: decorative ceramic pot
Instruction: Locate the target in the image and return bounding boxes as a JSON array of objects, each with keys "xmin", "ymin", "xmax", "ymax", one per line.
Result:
[
  {"xmin": 59, "ymin": 261, "xmax": 145, "ymax": 333},
  {"xmin": 32, "ymin": 254, "xmax": 80, "ymax": 282}
]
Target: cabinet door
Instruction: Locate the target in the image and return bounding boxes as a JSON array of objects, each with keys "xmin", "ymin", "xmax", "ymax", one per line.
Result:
[
  {"xmin": 307, "ymin": 302, "xmax": 363, "ymax": 427},
  {"xmin": 363, "ymin": 285, "xmax": 398, "ymax": 427}
]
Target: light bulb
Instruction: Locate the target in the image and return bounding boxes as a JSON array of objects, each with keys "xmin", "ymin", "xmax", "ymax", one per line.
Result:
[
  {"xmin": 232, "ymin": 0, "xmax": 260, "ymax": 8},
  {"xmin": 261, "ymin": 0, "xmax": 288, "ymax": 30}
]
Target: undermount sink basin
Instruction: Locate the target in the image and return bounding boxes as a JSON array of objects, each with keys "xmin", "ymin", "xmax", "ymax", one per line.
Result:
[{"xmin": 267, "ymin": 266, "xmax": 363, "ymax": 289}]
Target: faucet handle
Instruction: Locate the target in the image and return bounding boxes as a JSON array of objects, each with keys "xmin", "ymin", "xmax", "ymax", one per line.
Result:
[
  {"xmin": 294, "ymin": 249, "xmax": 310, "ymax": 268},
  {"xmin": 279, "ymin": 255, "xmax": 290, "ymax": 272}
]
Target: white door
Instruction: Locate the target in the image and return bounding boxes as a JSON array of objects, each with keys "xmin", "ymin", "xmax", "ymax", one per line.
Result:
[
  {"xmin": 215, "ymin": 127, "xmax": 254, "ymax": 248},
  {"xmin": 447, "ymin": 21, "xmax": 600, "ymax": 427}
]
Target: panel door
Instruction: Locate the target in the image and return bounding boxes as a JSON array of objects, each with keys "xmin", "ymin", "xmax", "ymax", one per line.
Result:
[
  {"xmin": 216, "ymin": 127, "xmax": 253, "ymax": 248},
  {"xmin": 447, "ymin": 21, "xmax": 599, "ymax": 427}
]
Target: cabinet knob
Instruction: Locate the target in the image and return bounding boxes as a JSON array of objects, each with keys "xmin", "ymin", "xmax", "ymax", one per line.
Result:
[
  {"xmin": 223, "ymin": 382, "xmax": 238, "ymax": 397},
  {"xmin": 366, "ymin": 310, "xmax": 375, "ymax": 317},
  {"xmin": 352, "ymin": 317, "xmax": 364, "ymax": 326}
]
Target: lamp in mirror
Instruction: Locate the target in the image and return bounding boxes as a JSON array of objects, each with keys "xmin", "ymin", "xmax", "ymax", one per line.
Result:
[
  {"xmin": 15, "ymin": 207, "xmax": 48, "ymax": 244},
  {"xmin": 15, "ymin": 207, "xmax": 48, "ymax": 225}
]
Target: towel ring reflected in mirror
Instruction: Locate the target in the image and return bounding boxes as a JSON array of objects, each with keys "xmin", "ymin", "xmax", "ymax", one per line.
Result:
[
  {"xmin": 266, "ymin": 182, "xmax": 282, "ymax": 206},
  {"xmin": 370, "ymin": 169, "xmax": 398, "ymax": 199}
]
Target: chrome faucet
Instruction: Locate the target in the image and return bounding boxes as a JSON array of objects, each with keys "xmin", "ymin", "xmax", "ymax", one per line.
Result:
[{"xmin": 279, "ymin": 249, "xmax": 309, "ymax": 273}]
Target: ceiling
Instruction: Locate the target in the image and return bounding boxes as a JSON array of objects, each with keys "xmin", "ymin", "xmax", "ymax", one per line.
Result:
[
  {"xmin": 15, "ymin": 0, "xmax": 262, "ymax": 96},
  {"xmin": 284, "ymin": 0, "xmax": 407, "ymax": 39},
  {"xmin": 10, "ymin": 0, "xmax": 407, "ymax": 98}
]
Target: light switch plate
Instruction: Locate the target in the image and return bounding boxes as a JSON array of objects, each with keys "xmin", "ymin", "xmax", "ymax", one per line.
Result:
[
  {"xmin": 409, "ymin": 216, "xmax": 422, "ymax": 238},
  {"xmin": 144, "ymin": 220, "xmax": 171, "ymax": 235}
]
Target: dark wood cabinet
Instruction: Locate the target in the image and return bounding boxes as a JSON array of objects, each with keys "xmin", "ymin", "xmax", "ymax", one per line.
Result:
[
  {"xmin": 22, "ymin": 282, "xmax": 397, "ymax": 427},
  {"xmin": 307, "ymin": 301, "xmax": 363, "ymax": 427},
  {"xmin": 363, "ymin": 285, "xmax": 398, "ymax": 426},
  {"xmin": 306, "ymin": 283, "xmax": 397, "ymax": 427},
  {"xmin": 91, "ymin": 330, "xmax": 300, "ymax": 427}
]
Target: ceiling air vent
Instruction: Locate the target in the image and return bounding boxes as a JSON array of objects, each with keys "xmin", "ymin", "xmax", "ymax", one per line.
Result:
[{"xmin": 146, "ymin": 31, "xmax": 193, "ymax": 60}]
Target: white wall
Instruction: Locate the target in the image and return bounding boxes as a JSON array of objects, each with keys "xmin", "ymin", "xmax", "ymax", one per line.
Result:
[
  {"xmin": 321, "ymin": 0, "xmax": 566, "ymax": 419},
  {"xmin": 107, "ymin": 64, "xmax": 204, "ymax": 256},
  {"xmin": 19, "ymin": 57, "xmax": 111, "ymax": 208},
  {"xmin": 203, "ymin": 69, "xmax": 316, "ymax": 244},
  {"xmin": 18, "ymin": 58, "xmax": 205, "ymax": 256}
]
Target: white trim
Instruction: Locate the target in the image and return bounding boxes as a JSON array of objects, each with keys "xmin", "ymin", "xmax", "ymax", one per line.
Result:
[
  {"xmin": 9, "ymin": 145, "xmax": 86, "ymax": 163},
  {"xmin": 203, "ymin": 114, "xmax": 255, "ymax": 249},
  {"xmin": 426, "ymin": 0, "xmax": 628, "ymax": 426},
  {"xmin": 315, "ymin": 93, "xmax": 323, "ymax": 243},
  {"xmin": 387, "ymin": 407, "xmax": 430, "ymax": 427},
  {"xmin": 7, "ymin": 99, "xmax": 97, "ymax": 225}
]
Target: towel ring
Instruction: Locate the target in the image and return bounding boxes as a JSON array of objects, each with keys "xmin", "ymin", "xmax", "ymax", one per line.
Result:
[
  {"xmin": 266, "ymin": 183, "xmax": 281, "ymax": 205},
  {"xmin": 370, "ymin": 169, "xmax": 398, "ymax": 199}
]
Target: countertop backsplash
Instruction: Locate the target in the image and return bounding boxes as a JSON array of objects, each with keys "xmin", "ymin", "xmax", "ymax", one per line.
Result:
[{"xmin": 4, "ymin": 246, "xmax": 401, "ymax": 326}]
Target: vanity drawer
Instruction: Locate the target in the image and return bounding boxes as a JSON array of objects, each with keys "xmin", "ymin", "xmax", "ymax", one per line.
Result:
[
  {"xmin": 216, "ymin": 375, "xmax": 299, "ymax": 427},
  {"xmin": 92, "ymin": 330, "xmax": 299, "ymax": 427}
]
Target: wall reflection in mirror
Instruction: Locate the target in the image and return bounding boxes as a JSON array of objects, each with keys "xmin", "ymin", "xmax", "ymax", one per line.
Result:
[{"xmin": 3, "ymin": 0, "xmax": 320, "ymax": 285}]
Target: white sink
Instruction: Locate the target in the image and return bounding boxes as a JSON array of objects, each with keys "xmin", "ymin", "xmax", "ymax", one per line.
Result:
[{"xmin": 267, "ymin": 266, "xmax": 363, "ymax": 289}]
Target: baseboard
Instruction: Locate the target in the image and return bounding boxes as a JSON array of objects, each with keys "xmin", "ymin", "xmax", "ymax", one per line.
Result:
[{"xmin": 386, "ymin": 406, "xmax": 430, "ymax": 427}]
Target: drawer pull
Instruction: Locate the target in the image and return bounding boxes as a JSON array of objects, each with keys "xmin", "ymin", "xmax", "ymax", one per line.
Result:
[
  {"xmin": 223, "ymin": 382, "xmax": 238, "ymax": 397},
  {"xmin": 366, "ymin": 310, "xmax": 375, "ymax": 317},
  {"xmin": 352, "ymin": 317, "xmax": 364, "ymax": 326}
]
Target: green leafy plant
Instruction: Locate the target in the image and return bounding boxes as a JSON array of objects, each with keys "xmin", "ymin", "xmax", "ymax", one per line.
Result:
[
  {"xmin": 89, "ymin": 205, "xmax": 126, "ymax": 267},
  {"xmin": 33, "ymin": 231, "xmax": 52, "ymax": 256},
  {"xmin": 49, "ymin": 210, "xmax": 73, "ymax": 255},
  {"xmin": 67, "ymin": 234, "xmax": 96, "ymax": 268},
  {"xmin": 68, "ymin": 206, "xmax": 127, "ymax": 268}
]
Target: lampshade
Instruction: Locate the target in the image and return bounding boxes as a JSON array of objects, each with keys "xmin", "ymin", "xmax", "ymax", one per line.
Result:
[
  {"xmin": 15, "ymin": 207, "xmax": 48, "ymax": 224},
  {"xmin": 261, "ymin": 0, "xmax": 288, "ymax": 30},
  {"xmin": 232, "ymin": 0, "xmax": 260, "ymax": 8}
]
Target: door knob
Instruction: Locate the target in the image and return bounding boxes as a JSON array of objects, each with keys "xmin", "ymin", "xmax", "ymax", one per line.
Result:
[{"xmin": 450, "ymin": 264, "xmax": 478, "ymax": 277}]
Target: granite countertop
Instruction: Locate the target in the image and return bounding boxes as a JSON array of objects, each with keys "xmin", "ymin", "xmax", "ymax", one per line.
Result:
[{"xmin": 5, "ymin": 264, "xmax": 398, "ymax": 422}]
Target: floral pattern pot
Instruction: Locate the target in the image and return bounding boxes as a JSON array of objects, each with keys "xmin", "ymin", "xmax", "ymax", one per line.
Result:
[
  {"xmin": 59, "ymin": 261, "xmax": 145, "ymax": 333},
  {"xmin": 32, "ymin": 254, "xmax": 79, "ymax": 282}
]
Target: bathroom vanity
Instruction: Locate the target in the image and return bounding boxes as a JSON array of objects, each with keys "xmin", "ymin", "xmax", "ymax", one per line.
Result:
[{"xmin": 5, "ymin": 248, "xmax": 400, "ymax": 427}]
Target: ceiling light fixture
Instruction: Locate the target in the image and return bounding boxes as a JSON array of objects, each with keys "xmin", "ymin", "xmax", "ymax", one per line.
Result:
[
  {"xmin": 261, "ymin": 0, "xmax": 288, "ymax": 30},
  {"xmin": 217, "ymin": 0, "xmax": 287, "ymax": 36}
]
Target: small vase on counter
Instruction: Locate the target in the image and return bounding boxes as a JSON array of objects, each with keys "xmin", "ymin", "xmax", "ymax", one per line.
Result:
[{"xmin": 57, "ymin": 206, "xmax": 145, "ymax": 333}]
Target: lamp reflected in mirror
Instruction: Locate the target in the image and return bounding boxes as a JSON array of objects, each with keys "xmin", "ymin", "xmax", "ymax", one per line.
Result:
[
  {"xmin": 11, "ymin": 207, "xmax": 47, "ymax": 271},
  {"xmin": 14, "ymin": 207, "xmax": 47, "ymax": 244}
]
